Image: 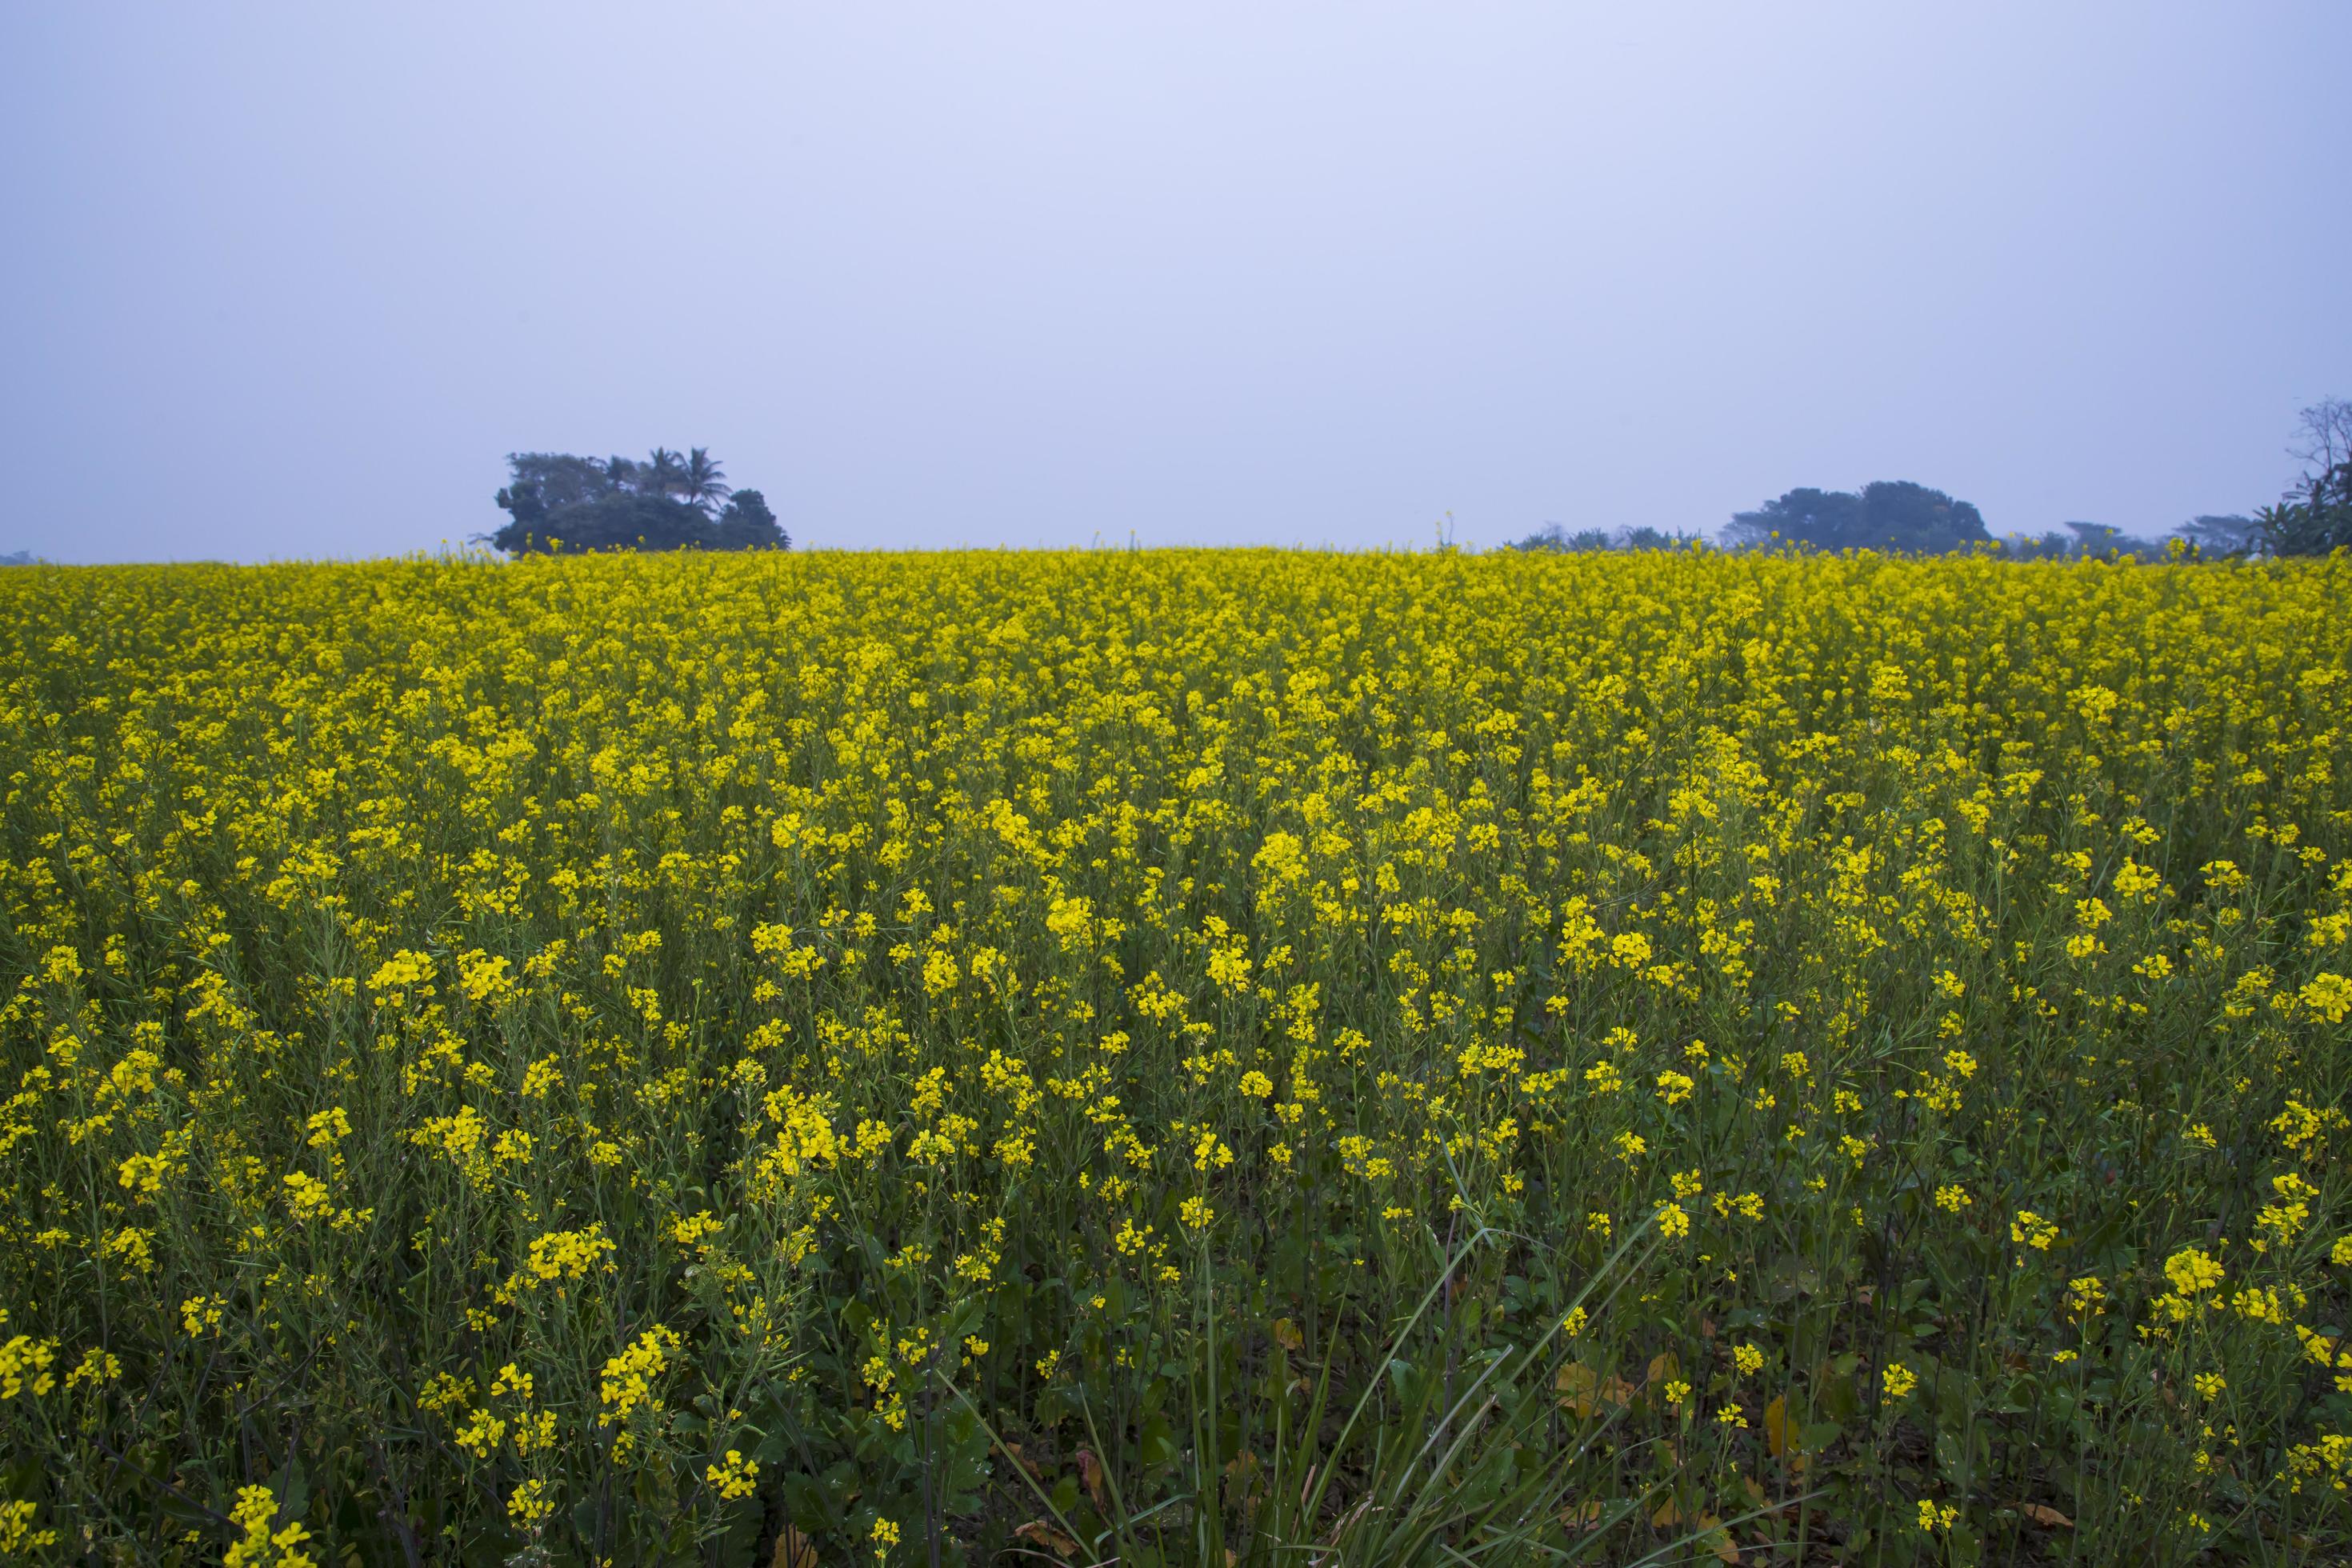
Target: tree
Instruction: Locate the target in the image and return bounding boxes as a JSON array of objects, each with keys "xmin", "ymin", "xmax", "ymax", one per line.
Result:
[
  {"xmin": 1509, "ymin": 523, "xmax": 1692, "ymax": 552},
  {"xmin": 1995, "ymin": 530, "xmax": 2075, "ymax": 560},
  {"xmin": 494, "ymin": 452, "xmax": 618, "ymax": 530},
  {"xmin": 644, "ymin": 449, "xmax": 690, "ymax": 503},
  {"xmin": 2057, "ymin": 522, "xmax": 2165, "ymax": 559},
  {"xmin": 490, "ymin": 493, "xmax": 714, "ymax": 555},
  {"xmin": 713, "ymin": 490, "xmax": 788, "ymax": 550},
  {"xmin": 1508, "ymin": 524, "xmax": 1628, "ymax": 552},
  {"xmin": 1615, "ymin": 526, "xmax": 1701, "ymax": 551},
  {"xmin": 683, "ymin": 448, "xmax": 731, "ymax": 512},
  {"xmin": 2262, "ymin": 398, "xmax": 2352, "ymax": 557},
  {"xmin": 488, "ymin": 449, "xmax": 788, "ymax": 554},
  {"xmin": 2290, "ymin": 397, "xmax": 2352, "ymax": 478},
  {"xmin": 1858, "ymin": 482, "xmax": 1991, "ymax": 552},
  {"xmin": 1723, "ymin": 487, "xmax": 1862, "ymax": 549},
  {"xmin": 2257, "ymin": 474, "xmax": 2352, "ymax": 557},
  {"xmin": 1726, "ymin": 482, "xmax": 1988, "ymax": 553},
  {"xmin": 2174, "ymin": 514, "xmax": 2261, "ymax": 556}
]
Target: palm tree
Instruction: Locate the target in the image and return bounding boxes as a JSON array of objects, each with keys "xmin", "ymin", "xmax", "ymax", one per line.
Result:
[
  {"xmin": 644, "ymin": 447, "xmax": 688, "ymax": 502},
  {"xmin": 683, "ymin": 448, "xmax": 732, "ymax": 513}
]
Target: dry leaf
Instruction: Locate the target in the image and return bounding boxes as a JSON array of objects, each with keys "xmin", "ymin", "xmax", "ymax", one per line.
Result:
[
  {"xmin": 1272, "ymin": 1317, "xmax": 1303, "ymax": 1351},
  {"xmin": 1014, "ymin": 1520, "xmax": 1080, "ymax": 1558},
  {"xmin": 1761, "ymin": 1394, "xmax": 1814, "ymax": 1474},
  {"xmin": 1556, "ymin": 1361, "xmax": 1597, "ymax": 1414},
  {"xmin": 1075, "ymin": 1448, "xmax": 1106, "ymax": 1507},
  {"xmin": 1555, "ymin": 1361, "xmax": 1633, "ymax": 1418},
  {"xmin": 1651, "ymin": 1501, "xmax": 1737, "ymax": 1560},
  {"xmin": 1559, "ymin": 1500, "xmax": 1607, "ymax": 1533},
  {"xmin": 2018, "ymin": 1504, "xmax": 2074, "ymax": 1529},
  {"xmin": 1646, "ymin": 1351, "xmax": 1682, "ymax": 1389},
  {"xmin": 772, "ymin": 1525, "xmax": 819, "ymax": 1568}
]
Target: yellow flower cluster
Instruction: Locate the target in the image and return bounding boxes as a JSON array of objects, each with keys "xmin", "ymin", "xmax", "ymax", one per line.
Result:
[
  {"xmin": 598, "ymin": 1324, "xmax": 682, "ymax": 1426},
  {"xmin": 222, "ymin": 1486, "xmax": 315, "ymax": 1568}
]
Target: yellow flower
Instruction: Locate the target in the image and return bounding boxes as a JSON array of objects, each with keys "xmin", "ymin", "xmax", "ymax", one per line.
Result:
[
  {"xmin": 454, "ymin": 1409, "xmax": 507, "ymax": 1459},
  {"xmin": 598, "ymin": 1325, "xmax": 683, "ymax": 1426},
  {"xmin": 506, "ymin": 1479, "xmax": 554, "ymax": 1526},
  {"xmin": 0, "ymin": 1499, "xmax": 59, "ymax": 1554},
  {"xmin": 0, "ymin": 1334, "xmax": 58, "ymax": 1400},
  {"xmin": 2164, "ymin": 1247, "xmax": 2225, "ymax": 1296},
  {"xmin": 223, "ymin": 1485, "xmax": 316, "ymax": 1568},
  {"xmin": 525, "ymin": 1224, "xmax": 618, "ymax": 1287},
  {"xmin": 706, "ymin": 1450, "xmax": 760, "ymax": 1501}
]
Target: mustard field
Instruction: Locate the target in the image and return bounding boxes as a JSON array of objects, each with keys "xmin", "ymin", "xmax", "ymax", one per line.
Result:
[{"xmin": 2, "ymin": 547, "xmax": 2350, "ymax": 1566}]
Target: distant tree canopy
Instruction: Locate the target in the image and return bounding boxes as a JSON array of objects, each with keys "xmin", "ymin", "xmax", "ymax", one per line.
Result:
[
  {"xmin": 489, "ymin": 448, "xmax": 787, "ymax": 555},
  {"xmin": 1510, "ymin": 523, "xmax": 1702, "ymax": 553},
  {"xmin": 2174, "ymin": 514, "xmax": 2263, "ymax": 556},
  {"xmin": 1725, "ymin": 481, "xmax": 1991, "ymax": 554},
  {"xmin": 1934, "ymin": 522, "xmax": 2178, "ymax": 562},
  {"xmin": 1514, "ymin": 398, "xmax": 2352, "ymax": 562}
]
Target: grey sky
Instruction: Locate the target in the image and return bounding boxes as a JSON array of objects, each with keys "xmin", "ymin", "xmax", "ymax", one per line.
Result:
[{"xmin": 2, "ymin": 2, "xmax": 2346, "ymax": 562}]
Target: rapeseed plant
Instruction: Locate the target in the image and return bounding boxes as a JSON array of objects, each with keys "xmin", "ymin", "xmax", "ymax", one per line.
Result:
[{"xmin": 0, "ymin": 546, "xmax": 2346, "ymax": 1562}]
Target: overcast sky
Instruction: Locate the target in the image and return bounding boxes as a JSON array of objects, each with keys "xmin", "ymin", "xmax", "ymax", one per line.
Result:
[{"xmin": 2, "ymin": 2, "xmax": 2346, "ymax": 562}]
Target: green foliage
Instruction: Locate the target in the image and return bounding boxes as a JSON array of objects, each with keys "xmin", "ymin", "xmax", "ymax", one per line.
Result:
[
  {"xmin": 1510, "ymin": 525, "xmax": 1697, "ymax": 553},
  {"xmin": 1727, "ymin": 482, "xmax": 1992, "ymax": 554},
  {"xmin": 490, "ymin": 450, "xmax": 786, "ymax": 556},
  {"xmin": 714, "ymin": 490, "xmax": 788, "ymax": 553},
  {"xmin": 2175, "ymin": 514, "xmax": 2263, "ymax": 558},
  {"xmin": 2259, "ymin": 465, "xmax": 2352, "ymax": 558}
]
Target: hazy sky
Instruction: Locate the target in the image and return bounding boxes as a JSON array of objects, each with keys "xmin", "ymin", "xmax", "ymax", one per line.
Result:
[{"xmin": 3, "ymin": 3, "xmax": 2346, "ymax": 562}]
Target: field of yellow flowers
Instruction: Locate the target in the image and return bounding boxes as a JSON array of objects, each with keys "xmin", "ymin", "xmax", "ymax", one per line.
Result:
[{"xmin": 2, "ymin": 546, "xmax": 2350, "ymax": 1566}]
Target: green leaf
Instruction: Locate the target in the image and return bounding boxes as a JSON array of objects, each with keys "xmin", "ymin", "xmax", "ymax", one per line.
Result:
[{"xmin": 1138, "ymin": 1411, "xmax": 1178, "ymax": 1467}]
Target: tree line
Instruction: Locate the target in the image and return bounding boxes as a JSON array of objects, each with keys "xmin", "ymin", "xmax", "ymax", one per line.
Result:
[
  {"xmin": 486, "ymin": 447, "xmax": 787, "ymax": 555},
  {"xmin": 1514, "ymin": 397, "xmax": 2352, "ymax": 559}
]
